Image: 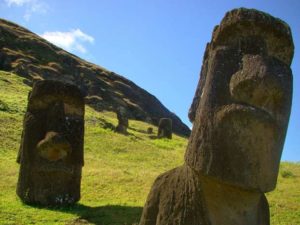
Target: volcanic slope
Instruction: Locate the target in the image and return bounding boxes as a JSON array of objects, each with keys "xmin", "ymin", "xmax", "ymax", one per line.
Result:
[{"xmin": 0, "ymin": 18, "xmax": 190, "ymax": 136}]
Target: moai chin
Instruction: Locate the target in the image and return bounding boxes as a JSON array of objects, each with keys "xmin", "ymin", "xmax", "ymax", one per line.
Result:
[
  {"xmin": 115, "ymin": 106, "xmax": 129, "ymax": 134},
  {"xmin": 157, "ymin": 118, "xmax": 172, "ymax": 139},
  {"xmin": 17, "ymin": 80, "xmax": 85, "ymax": 206},
  {"xmin": 140, "ymin": 8, "xmax": 293, "ymax": 225}
]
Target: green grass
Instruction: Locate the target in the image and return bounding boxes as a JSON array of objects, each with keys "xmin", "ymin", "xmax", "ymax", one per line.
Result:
[
  {"xmin": 267, "ymin": 162, "xmax": 300, "ymax": 225},
  {"xmin": 0, "ymin": 70, "xmax": 299, "ymax": 225}
]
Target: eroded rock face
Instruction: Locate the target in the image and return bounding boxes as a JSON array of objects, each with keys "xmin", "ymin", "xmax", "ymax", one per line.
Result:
[
  {"xmin": 16, "ymin": 80, "xmax": 85, "ymax": 206},
  {"xmin": 115, "ymin": 106, "xmax": 129, "ymax": 134},
  {"xmin": 157, "ymin": 118, "xmax": 172, "ymax": 139},
  {"xmin": 140, "ymin": 8, "xmax": 293, "ymax": 225}
]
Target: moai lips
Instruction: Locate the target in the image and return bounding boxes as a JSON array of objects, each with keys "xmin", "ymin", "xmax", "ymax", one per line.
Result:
[{"xmin": 16, "ymin": 80, "xmax": 85, "ymax": 206}]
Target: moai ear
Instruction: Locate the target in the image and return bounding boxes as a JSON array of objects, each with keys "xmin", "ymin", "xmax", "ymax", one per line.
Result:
[
  {"xmin": 188, "ymin": 43, "xmax": 210, "ymax": 123},
  {"xmin": 27, "ymin": 91, "xmax": 32, "ymax": 101}
]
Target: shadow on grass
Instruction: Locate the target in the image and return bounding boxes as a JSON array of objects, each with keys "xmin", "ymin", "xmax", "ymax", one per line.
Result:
[
  {"xmin": 35, "ymin": 203, "xmax": 142, "ymax": 225},
  {"xmin": 148, "ymin": 135, "xmax": 158, "ymax": 140},
  {"xmin": 127, "ymin": 127, "xmax": 148, "ymax": 134}
]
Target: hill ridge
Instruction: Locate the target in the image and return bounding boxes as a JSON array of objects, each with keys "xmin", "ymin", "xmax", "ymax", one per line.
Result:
[{"xmin": 0, "ymin": 18, "xmax": 190, "ymax": 136}]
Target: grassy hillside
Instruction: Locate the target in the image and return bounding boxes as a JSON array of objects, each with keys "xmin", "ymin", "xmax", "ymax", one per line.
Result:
[
  {"xmin": 0, "ymin": 18, "xmax": 191, "ymax": 137},
  {"xmin": 0, "ymin": 70, "xmax": 299, "ymax": 225}
]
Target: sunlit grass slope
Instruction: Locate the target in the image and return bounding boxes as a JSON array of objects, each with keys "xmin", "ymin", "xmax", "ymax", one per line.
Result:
[{"xmin": 0, "ymin": 71, "xmax": 299, "ymax": 225}]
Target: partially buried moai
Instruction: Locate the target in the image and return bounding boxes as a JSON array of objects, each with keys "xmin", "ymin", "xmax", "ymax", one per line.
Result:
[
  {"xmin": 17, "ymin": 80, "xmax": 85, "ymax": 206},
  {"xmin": 140, "ymin": 8, "xmax": 293, "ymax": 225},
  {"xmin": 157, "ymin": 118, "xmax": 172, "ymax": 139},
  {"xmin": 115, "ymin": 106, "xmax": 129, "ymax": 134}
]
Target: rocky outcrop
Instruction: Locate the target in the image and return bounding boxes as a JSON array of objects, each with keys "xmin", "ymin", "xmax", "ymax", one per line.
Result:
[{"xmin": 0, "ymin": 18, "xmax": 190, "ymax": 137}]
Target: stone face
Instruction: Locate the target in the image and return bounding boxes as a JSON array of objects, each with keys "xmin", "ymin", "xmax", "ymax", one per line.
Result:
[
  {"xmin": 17, "ymin": 80, "xmax": 85, "ymax": 206},
  {"xmin": 185, "ymin": 8, "xmax": 293, "ymax": 192},
  {"xmin": 140, "ymin": 8, "xmax": 293, "ymax": 225},
  {"xmin": 157, "ymin": 118, "xmax": 172, "ymax": 139},
  {"xmin": 115, "ymin": 106, "xmax": 129, "ymax": 134}
]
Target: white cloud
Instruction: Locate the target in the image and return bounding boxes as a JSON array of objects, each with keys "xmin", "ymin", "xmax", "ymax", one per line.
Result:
[
  {"xmin": 5, "ymin": 0, "xmax": 31, "ymax": 6},
  {"xmin": 40, "ymin": 29, "xmax": 95, "ymax": 54},
  {"xmin": 4, "ymin": 0, "xmax": 48, "ymax": 21}
]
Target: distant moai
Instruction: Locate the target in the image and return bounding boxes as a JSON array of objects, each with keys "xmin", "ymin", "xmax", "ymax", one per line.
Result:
[
  {"xmin": 140, "ymin": 8, "xmax": 293, "ymax": 225},
  {"xmin": 157, "ymin": 118, "xmax": 172, "ymax": 139},
  {"xmin": 147, "ymin": 127, "xmax": 153, "ymax": 134},
  {"xmin": 17, "ymin": 80, "xmax": 85, "ymax": 206},
  {"xmin": 115, "ymin": 106, "xmax": 128, "ymax": 134}
]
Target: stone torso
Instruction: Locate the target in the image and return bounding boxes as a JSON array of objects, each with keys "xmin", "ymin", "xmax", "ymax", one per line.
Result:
[
  {"xmin": 140, "ymin": 165, "xmax": 209, "ymax": 225},
  {"xmin": 140, "ymin": 165, "xmax": 270, "ymax": 225}
]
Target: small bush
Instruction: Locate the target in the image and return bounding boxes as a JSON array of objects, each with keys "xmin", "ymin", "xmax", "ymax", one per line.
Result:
[
  {"xmin": 0, "ymin": 99, "xmax": 10, "ymax": 112},
  {"xmin": 281, "ymin": 169, "xmax": 295, "ymax": 178}
]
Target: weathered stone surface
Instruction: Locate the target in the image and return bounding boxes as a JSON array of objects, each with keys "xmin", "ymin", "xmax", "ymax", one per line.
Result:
[
  {"xmin": 17, "ymin": 80, "xmax": 85, "ymax": 206},
  {"xmin": 140, "ymin": 8, "xmax": 293, "ymax": 225},
  {"xmin": 140, "ymin": 165, "xmax": 269, "ymax": 225},
  {"xmin": 140, "ymin": 166, "xmax": 208, "ymax": 225},
  {"xmin": 115, "ymin": 106, "xmax": 129, "ymax": 134},
  {"xmin": 188, "ymin": 8, "xmax": 293, "ymax": 123},
  {"xmin": 185, "ymin": 7, "xmax": 293, "ymax": 192},
  {"xmin": 157, "ymin": 118, "xmax": 172, "ymax": 139}
]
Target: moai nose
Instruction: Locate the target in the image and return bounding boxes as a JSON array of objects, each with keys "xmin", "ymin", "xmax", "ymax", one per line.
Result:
[
  {"xmin": 229, "ymin": 55, "xmax": 289, "ymax": 120},
  {"xmin": 37, "ymin": 131, "xmax": 72, "ymax": 161}
]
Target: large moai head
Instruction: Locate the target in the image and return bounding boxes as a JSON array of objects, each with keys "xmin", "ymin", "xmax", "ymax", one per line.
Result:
[
  {"xmin": 17, "ymin": 80, "xmax": 85, "ymax": 205},
  {"xmin": 158, "ymin": 118, "xmax": 172, "ymax": 139},
  {"xmin": 185, "ymin": 8, "xmax": 293, "ymax": 192}
]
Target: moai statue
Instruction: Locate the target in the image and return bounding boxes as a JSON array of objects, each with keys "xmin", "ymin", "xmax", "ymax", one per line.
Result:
[
  {"xmin": 115, "ymin": 106, "xmax": 129, "ymax": 134},
  {"xmin": 17, "ymin": 80, "xmax": 85, "ymax": 206},
  {"xmin": 147, "ymin": 127, "xmax": 153, "ymax": 134},
  {"xmin": 140, "ymin": 8, "xmax": 293, "ymax": 225},
  {"xmin": 157, "ymin": 118, "xmax": 172, "ymax": 139}
]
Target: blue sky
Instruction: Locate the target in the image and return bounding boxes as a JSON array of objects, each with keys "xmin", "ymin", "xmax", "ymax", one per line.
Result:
[{"xmin": 1, "ymin": 0, "xmax": 299, "ymax": 162}]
